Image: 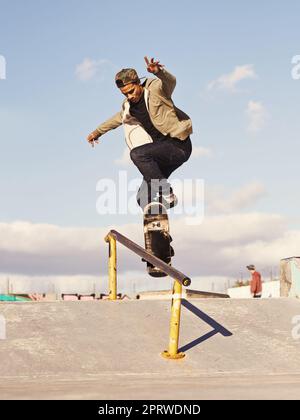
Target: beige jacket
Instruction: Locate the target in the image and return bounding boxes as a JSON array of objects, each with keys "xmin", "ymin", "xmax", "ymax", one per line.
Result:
[{"xmin": 96, "ymin": 68, "xmax": 193, "ymax": 149}]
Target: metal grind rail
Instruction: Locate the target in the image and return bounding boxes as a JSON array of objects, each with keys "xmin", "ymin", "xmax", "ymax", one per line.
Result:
[{"xmin": 104, "ymin": 229, "xmax": 192, "ymax": 360}]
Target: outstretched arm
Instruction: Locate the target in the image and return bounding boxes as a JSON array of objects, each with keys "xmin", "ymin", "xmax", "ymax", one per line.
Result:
[
  {"xmin": 144, "ymin": 56, "xmax": 176, "ymax": 98},
  {"xmin": 86, "ymin": 111, "xmax": 123, "ymax": 148}
]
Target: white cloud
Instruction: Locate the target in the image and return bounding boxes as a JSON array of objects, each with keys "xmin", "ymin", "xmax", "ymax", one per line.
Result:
[
  {"xmin": 0, "ymin": 180, "xmax": 294, "ymax": 286},
  {"xmin": 0, "ymin": 208, "xmax": 296, "ymax": 282},
  {"xmin": 169, "ymin": 211, "xmax": 294, "ymax": 279},
  {"xmin": 0, "ymin": 221, "xmax": 99, "ymax": 254},
  {"xmin": 75, "ymin": 58, "xmax": 114, "ymax": 81},
  {"xmin": 172, "ymin": 212, "xmax": 285, "ymax": 247},
  {"xmin": 0, "ymin": 272, "xmax": 232, "ymax": 295},
  {"xmin": 172, "ymin": 181, "xmax": 266, "ymax": 218},
  {"xmin": 206, "ymin": 182, "xmax": 267, "ymax": 214},
  {"xmin": 114, "ymin": 147, "xmax": 131, "ymax": 166},
  {"xmin": 0, "ymin": 220, "xmax": 141, "ymax": 276},
  {"xmin": 208, "ymin": 64, "xmax": 257, "ymax": 92},
  {"xmin": 246, "ymin": 100, "xmax": 269, "ymax": 132},
  {"xmin": 192, "ymin": 146, "xmax": 213, "ymax": 158}
]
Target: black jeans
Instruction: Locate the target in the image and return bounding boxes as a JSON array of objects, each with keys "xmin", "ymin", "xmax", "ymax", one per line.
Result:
[{"xmin": 130, "ymin": 136, "xmax": 192, "ymax": 207}]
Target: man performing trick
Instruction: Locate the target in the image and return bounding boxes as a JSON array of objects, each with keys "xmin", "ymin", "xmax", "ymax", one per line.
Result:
[{"xmin": 87, "ymin": 56, "xmax": 193, "ymax": 210}]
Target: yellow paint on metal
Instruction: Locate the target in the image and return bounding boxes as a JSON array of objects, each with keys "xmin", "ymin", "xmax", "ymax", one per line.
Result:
[
  {"xmin": 161, "ymin": 279, "xmax": 185, "ymax": 360},
  {"xmin": 161, "ymin": 350, "xmax": 185, "ymax": 360},
  {"xmin": 105, "ymin": 235, "xmax": 117, "ymax": 301}
]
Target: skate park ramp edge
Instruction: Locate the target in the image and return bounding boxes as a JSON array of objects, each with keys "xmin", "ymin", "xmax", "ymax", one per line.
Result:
[{"xmin": 1, "ymin": 298, "xmax": 300, "ymax": 400}]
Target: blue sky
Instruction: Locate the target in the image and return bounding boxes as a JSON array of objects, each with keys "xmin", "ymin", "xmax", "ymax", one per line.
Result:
[{"xmin": 1, "ymin": 0, "xmax": 300, "ymax": 286}]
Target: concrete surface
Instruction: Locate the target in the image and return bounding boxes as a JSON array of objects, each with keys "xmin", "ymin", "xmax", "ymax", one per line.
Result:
[{"xmin": 0, "ymin": 298, "xmax": 300, "ymax": 400}]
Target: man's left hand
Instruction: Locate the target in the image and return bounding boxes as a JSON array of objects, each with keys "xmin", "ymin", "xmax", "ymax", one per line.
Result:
[{"xmin": 144, "ymin": 56, "xmax": 164, "ymax": 74}]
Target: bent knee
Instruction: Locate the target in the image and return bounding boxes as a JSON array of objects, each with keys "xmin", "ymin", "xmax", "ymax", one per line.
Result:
[
  {"xmin": 130, "ymin": 146, "xmax": 149, "ymax": 162},
  {"xmin": 129, "ymin": 148, "xmax": 138, "ymax": 162}
]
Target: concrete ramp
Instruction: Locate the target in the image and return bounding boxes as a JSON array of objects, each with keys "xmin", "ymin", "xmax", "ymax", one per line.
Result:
[{"xmin": 1, "ymin": 298, "xmax": 300, "ymax": 400}]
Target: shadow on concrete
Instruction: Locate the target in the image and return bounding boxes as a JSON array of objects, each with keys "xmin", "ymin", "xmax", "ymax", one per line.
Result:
[{"xmin": 178, "ymin": 299, "xmax": 233, "ymax": 353}]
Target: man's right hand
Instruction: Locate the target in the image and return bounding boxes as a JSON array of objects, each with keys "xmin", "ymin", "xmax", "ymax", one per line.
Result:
[{"xmin": 87, "ymin": 130, "xmax": 101, "ymax": 147}]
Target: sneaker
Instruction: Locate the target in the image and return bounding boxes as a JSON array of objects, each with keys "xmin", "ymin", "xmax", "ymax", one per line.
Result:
[{"xmin": 158, "ymin": 192, "xmax": 178, "ymax": 209}]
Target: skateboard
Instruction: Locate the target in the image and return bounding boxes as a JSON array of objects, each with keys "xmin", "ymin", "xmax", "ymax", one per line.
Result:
[{"xmin": 143, "ymin": 202, "xmax": 174, "ymax": 277}]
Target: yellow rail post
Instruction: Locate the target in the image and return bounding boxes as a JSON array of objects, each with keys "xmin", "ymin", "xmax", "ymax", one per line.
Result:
[
  {"xmin": 105, "ymin": 234, "xmax": 117, "ymax": 301},
  {"xmin": 161, "ymin": 279, "xmax": 185, "ymax": 360}
]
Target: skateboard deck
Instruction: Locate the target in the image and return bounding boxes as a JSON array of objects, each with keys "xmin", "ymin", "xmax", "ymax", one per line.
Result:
[{"xmin": 143, "ymin": 202, "xmax": 174, "ymax": 277}]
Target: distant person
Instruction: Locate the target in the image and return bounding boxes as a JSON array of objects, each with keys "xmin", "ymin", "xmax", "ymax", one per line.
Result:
[
  {"xmin": 247, "ymin": 265, "xmax": 262, "ymax": 298},
  {"xmin": 86, "ymin": 56, "xmax": 193, "ymax": 209}
]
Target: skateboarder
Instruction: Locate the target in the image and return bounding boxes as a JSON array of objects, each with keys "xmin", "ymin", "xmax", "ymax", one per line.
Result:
[{"xmin": 87, "ymin": 56, "xmax": 193, "ymax": 209}]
